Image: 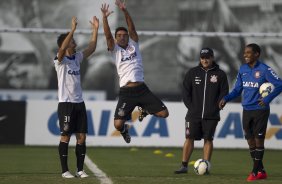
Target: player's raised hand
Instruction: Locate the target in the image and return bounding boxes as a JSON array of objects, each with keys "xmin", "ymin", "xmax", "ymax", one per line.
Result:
[
  {"xmin": 115, "ymin": 0, "xmax": 126, "ymax": 11},
  {"xmin": 101, "ymin": 3, "xmax": 114, "ymax": 18},
  {"xmin": 89, "ymin": 16, "xmax": 99, "ymax": 30},
  {"xmin": 71, "ymin": 16, "xmax": 77, "ymax": 31}
]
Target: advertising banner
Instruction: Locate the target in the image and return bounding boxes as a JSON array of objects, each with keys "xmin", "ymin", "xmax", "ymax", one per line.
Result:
[
  {"xmin": 0, "ymin": 101, "xmax": 26, "ymax": 144},
  {"xmin": 0, "ymin": 90, "xmax": 106, "ymax": 101},
  {"xmin": 25, "ymin": 101, "xmax": 282, "ymax": 149}
]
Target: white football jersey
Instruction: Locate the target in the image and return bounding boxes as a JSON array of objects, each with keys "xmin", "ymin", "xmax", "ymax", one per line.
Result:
[
  {"xmin": 54, "ymin": 52, "xmax": 84, "ymax": 103},
  {"xmin": 111, "ymin": 39, "xmax": 144, "ymax": 87}
]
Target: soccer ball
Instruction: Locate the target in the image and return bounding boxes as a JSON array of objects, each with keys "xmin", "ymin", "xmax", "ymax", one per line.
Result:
[
  {"xmin": 193, "ymin": 159, "xmax": 211, "ymax": 175},
  {"xmin": 259, "ymin": 82, "xmax": 275, "ymax": 98}
]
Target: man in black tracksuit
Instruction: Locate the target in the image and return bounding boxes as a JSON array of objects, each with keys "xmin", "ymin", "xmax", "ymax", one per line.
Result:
[{"xmin": 175, "ymin": 48, "xmax": 229, "ymax": 174}]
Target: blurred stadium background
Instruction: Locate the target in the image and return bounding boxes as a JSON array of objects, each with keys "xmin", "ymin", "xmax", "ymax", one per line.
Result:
[
  {"xmin": 1, "ymin": 0, "xmax": 282, "ymax": 101},
  {"xmin": 0, "ymin": 0, "xmax": 282, "ymax": 183}
]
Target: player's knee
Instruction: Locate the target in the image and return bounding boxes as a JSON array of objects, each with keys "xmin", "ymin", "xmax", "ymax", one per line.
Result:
[
  {"xmin": 204, "ymin": 139, "xmax": 213, "ymax": 144},
  {"xmin": 76, "ymin": 133, "xmax": 86, "ymax": 144},
  {"xmin": 114, "ymin": 119, "xmax": 125, "ymax": 130},
  {"xmin": 157, "ymin": 109, "xmax": 169, "ymax": 118},
  {"xmin": 247, "ymin": 138, "xmax": 256, "ymax": 148},
  {"xmin": 164, "ymin": 109, "xmax": 169, "ymax": 118},
  {"xmin": 60, "ymin": 135, "xmax": 71, "ymax": 142},
  {"xmin": 255, "ymin": 138, "xmax": 265, "ymax": 147}
]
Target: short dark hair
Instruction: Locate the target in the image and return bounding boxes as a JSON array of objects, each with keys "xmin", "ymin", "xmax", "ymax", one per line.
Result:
[
  {"xmin": 57, "ymin": 32, "xmax": 69, "ymax": 48},
  {"xmin": 246, "ymin": 43, "xmax": 261, "ymax": 56},
  {"xmin": 115, "ymin": 27, "xmax": 128, "ymax": 38}
]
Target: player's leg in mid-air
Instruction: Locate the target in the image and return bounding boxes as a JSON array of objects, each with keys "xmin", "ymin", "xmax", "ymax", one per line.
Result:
[
  {"xmin": 137, "ymin": 84, "xmax": 169, "ymax": 122},
  {"xmin": 114, "ymin": 92, "xmax": 136, "ymax": 143},
  {"xmin": 114, "ymin": 118, "xmax": 131, "ymax": 143}
]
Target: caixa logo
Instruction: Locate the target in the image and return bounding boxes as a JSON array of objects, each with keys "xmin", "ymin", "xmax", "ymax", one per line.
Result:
[
  {"xmin": 48, "ymin": 110, "xmax": 169, "ymax": 137},
  {"xmin": 217, "ymin": 112, "xmax": 282, "ymax": 139}
]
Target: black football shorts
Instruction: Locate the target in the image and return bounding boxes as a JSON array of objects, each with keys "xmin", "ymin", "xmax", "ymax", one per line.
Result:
[
  {"xmin": 57, "ymin": 102, "xmax": 88, "ymax": 136},
  {"xmin": 242, "ymin": 109, "xmax": 270, "ymax": 139},
  {"xmin": 185, "ymin": 119, "xmax": 218, "ymax": 140},
  {"xmin": 114, "ymin": 83, "xmax": 167, "ymax": 120}
]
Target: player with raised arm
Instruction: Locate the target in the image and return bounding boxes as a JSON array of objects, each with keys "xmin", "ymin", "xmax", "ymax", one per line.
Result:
[
  {"xmin": 100, "ymin": 0, "xmax": 169, "ymax": 143},
  {"xmin": 54, "ymin": 16, "xmax": 99, "ymax": 178}
]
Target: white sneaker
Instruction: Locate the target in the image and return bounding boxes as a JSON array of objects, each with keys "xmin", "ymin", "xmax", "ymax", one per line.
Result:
[
  {"xmin": 75, "ymin": 170, "xmax": 89, "ymax": 178},
  {"xmin": 62, "ymin": 171, "xmax": 75, "ymax": 178}
]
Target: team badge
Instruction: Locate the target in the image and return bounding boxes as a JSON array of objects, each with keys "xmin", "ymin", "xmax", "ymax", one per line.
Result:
[
  {"xmin": 254, "ymin": 71, "xmax": 260, "ymax": 78},
  {"xmin": 127, "ymin": 45, "xmax": 135, "ymax": 54},
  {"xmin": 63, "ymin": 123, "xmax": 69, "ymax": 132},
  {"xmin": 210, "ymin": 75, "xmax": 218, "ymax": 83},
  {"xmin": 118, "ymin": 108, "xmax": 125, "ymax": 117}
]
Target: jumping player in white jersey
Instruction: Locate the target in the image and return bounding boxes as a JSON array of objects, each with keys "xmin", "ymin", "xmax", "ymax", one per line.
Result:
[
  {"xmin": 54, "ymin": 16, "xmax": 99, "ymax": 178},
  {"xmin": 101, "ymin": 0, "xmax": 169, "ymax": 143}
]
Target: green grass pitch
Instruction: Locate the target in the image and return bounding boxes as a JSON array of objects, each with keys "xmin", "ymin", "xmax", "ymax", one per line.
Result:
[{"xmin": 0, "ymin": 145, "xmax": 281, "ymax": 184}]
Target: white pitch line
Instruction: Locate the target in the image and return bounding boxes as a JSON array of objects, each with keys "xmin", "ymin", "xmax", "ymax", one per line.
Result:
[{"xmin": 84, "ymin": 154, "xmax": 113, "ymax": 184}]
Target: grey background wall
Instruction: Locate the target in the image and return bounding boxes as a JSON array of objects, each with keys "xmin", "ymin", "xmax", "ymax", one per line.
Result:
[{"xmin": 1, "ymin": 0, "xmax": 282, "ymax": 101}]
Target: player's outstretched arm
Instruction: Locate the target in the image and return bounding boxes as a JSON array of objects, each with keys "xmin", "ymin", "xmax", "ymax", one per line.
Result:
[
  {"xmin": 101, "ymin": 3, "xmax": 115, "ymax": 51},
  {"xmin": 115, "ymin": 0, "xmax": 138, "ymax": 42},
  {"xmin": 57, "ymin": 17, "xmax": 77, "ymax": 62},
  {"xmin": 83, "ymin": 16, "xmax": 99, "ymax": 59}
]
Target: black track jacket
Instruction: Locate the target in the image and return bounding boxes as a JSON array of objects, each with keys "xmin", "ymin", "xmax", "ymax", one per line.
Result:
[{"xmin": 183, "ymin": 63, "xmax": 229, "ymax": 121}]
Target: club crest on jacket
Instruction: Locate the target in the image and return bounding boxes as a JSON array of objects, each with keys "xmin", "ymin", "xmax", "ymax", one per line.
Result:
[{"xmin": 210, "ymin": 75, "xmax": 218, "ymax": 83}]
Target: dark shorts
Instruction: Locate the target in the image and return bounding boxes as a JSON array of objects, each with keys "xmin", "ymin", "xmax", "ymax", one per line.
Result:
[
  {"xmin": 185, "ymin": 119, "xmax": 218, "ymax": 140},
  {"xmin": 114, "ymin": 83, "xmax": 167, "ymax": 120},
  {"xmin": 58, "ymin": 102, "xmax": 88, "ymax": 136},
  {"xmin": 243, "ymin": 109, "xmax": 270, "ymax": 140}
]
